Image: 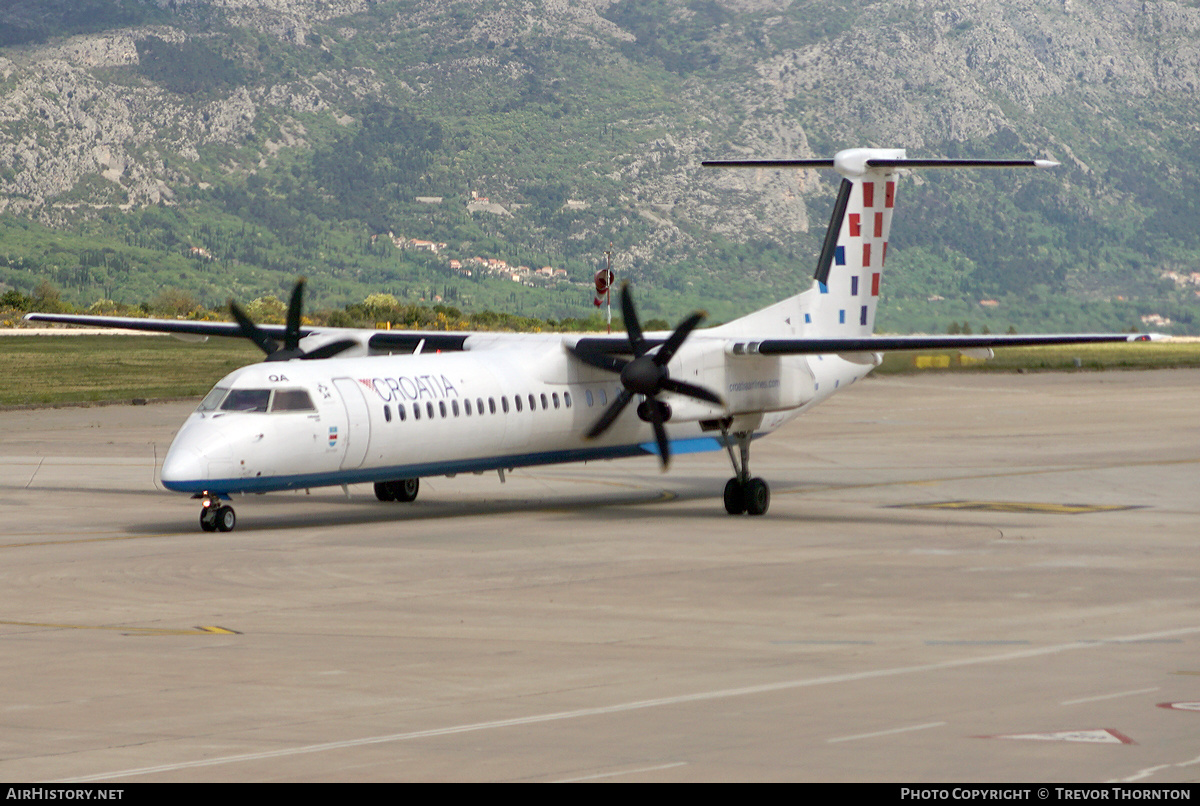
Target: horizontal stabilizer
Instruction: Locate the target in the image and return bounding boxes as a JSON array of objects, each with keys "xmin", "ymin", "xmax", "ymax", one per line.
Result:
[
  {"xmin": 864, "ymin": 158, "xmax": 1059, "ymax": 169},
  {"xmin": 702, "ymin": 158, "xmax": 1058, "ymax": 170},
  {"xmin": 701, "ymin": 159, "xmax": 835, "ymax": 169}
]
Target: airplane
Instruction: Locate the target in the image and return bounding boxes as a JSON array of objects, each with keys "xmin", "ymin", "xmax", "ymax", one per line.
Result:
[{"xmin": 25, "ymin": 147, "xmax": 1157, "ymax": 532}]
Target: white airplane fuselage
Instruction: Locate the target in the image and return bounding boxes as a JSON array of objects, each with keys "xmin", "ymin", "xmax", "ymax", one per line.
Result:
[{"xmin": 161, "ymin": 334, "xmax": 870, "ymax": 495}]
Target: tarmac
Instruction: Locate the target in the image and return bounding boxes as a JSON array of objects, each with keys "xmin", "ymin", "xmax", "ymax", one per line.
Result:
[{"xmin": 1, "ymin": 368, "xmax": 1198, "ymax": 782}]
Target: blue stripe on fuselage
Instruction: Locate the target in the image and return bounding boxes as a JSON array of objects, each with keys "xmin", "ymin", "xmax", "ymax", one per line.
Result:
[{"xmin": 161, "ymin": 437, "xmax": 730, "ymax": 495}]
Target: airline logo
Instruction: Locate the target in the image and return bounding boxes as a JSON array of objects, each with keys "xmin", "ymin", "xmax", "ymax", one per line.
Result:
[{"xmin": 358, "ymin": 374, "xmax": 460, "ymax": 402}]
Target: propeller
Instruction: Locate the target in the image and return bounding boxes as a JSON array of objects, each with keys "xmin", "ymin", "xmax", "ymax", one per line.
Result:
[
  {"xmin": 569, "ymin": 284, "xmax": 723, "ymax": 469},
  {"xmin": 230, "ymin": 279, "xmax": 357, "ymax": 362}
]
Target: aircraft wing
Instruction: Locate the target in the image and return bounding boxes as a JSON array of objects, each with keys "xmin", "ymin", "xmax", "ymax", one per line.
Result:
[
  {"xmin": 572, "ymin": 331, "xmax": 1156, "ymax": 358},
  {"xmin": 22, "ymin": 312, "xmax": 474, "ymax": 354},
  {"xmin": 23, "ymin": 312, "xmax": 284, "ymax": 339},
  {"xmin": 744, "ymin": 333, "xmax": 1157, "ymax": 355},
  {"xmin": 24, "ymin": 314, "xmax": 1158, "ymax": 357}
]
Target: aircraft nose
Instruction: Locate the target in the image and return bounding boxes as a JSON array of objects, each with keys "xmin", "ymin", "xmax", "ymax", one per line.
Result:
[{"xmin": 160, "ymin": 444, "xmax": 206, "ymax": 492}]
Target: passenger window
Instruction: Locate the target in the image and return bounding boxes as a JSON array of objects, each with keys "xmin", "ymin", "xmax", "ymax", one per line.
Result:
[
  {"xmin": 552, "ymin": 392, "xmax": 559, "ymax": 409},
  {"xmin": 384, "ymin": 405, "xmax": 392, "ymax": 422},
  {"xmin": 515, "ymin": 395, "xmax": 523, "ymax": 412},
  {"xmin": 221, "ymin": 389, "xmax": 270, "ymax": 412},
  {"xmin": 413, "ymin": 403, "xmax": 421, "ymax": 420},
  {"xmin": 540, "ymin": 393, "xmax": 548, "ymax": 410},
  {"xmin": 564, "ymin": 391, "xmax": 572, "ymax": 408},
  {"xmin": 528, "ymin": 394, "xmax": 536, "ymax": 411},
  {"xmin": 464, "ymin": 399, "xmax": 472, "ymax": 416},
  {"xmin": 598, "ymin": 389, "xmax": 608, "ymax": 405},
  {"xmin": 439, "ymin": 401, "xmax": 447, "ymax": 418},
  {"xmin": 489, "ymin": 397, "xmax": 497, "ymax": 414},
  {"xmin": 478, "ymin": 397, "xmax": 485, "ymax": 415},
  {"xmin": 585, "ymin": 389, "xmax": 593, "ymax": 407},
  {"xmin": 502, "ymin": 397, "xmax": 509, "ymax": 413},
  {"xmin": 398, "ymin": 405, "xmax": 406, "ymax": 422},
  {"xmin": 271, "ymin": 389, "xmax": 315, "ymax": 412},
  {"xmin": 427, "ymin": 402, "xmax": 435, "ymax": 419},
  {"xmin": 452, "ymin": 400, "xmax": 460, "ymax": 417}
]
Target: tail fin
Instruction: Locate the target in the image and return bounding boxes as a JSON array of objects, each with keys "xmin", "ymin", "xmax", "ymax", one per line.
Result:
[
  {"xmin": 703, "ymin": 148, "xmax": 1058, "ymax": 337},
  {"xmin": 810, "ymin": 149, "xmax": 903, "ymax": 336}
]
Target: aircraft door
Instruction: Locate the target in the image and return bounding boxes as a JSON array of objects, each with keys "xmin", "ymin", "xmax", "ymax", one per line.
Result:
[{"xmin": 332, "ymin": 377, "xmax": 371, "ymax": 469}]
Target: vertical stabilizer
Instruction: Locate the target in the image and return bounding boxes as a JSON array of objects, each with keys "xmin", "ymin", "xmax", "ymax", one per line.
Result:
[{"xmin": 811, "ymin": 148, "xmax": 904, "ymax": 337}]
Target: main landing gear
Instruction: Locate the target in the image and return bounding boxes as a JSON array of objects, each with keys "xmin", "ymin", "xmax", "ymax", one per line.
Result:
[
  {"xmin": 198, "ymin": 493, "xmax": 236, "ymax": 532},
  {"xmin": 374, "ymin": 478, "xmax": 420, "ymax": 503},
  {"xmin": 720, "ymin": 427, "xmax": 770, "ymax": 516}
]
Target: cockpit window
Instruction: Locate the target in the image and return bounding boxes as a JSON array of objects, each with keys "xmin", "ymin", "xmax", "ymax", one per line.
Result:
[
  {"xmin": 220, "ymin": 389, "xmax": 271, "ymax": 412},
  {"xmin": 197, "ymin": 386, "xmax": 229, "ymax": 412},
  {"xmin": 271, "ymin": 389, "xmax": 316, "ymax": 412}
]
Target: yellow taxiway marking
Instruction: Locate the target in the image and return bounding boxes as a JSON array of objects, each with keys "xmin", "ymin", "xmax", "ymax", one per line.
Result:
[
  {"xmin": 890, "ymin": 501, "xmax": 1142, "ymax": 515},
  {"xmin": 0, "ymin": 620, "xmax": 239, "ymax": 635}
]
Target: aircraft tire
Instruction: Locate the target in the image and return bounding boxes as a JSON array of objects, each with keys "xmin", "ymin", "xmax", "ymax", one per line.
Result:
[
  {"xmin": 200, "ymin": 508, "xmax": 218, "ymax": 532},
  {"xmin": 724, "ymin": 478, "xmax": 746, "ymax": 515},
  {"xmin": 374, "ymin": 482, "xmax": 396, "ymax": 502},
  {"xmin": 393, "ymin": 478, "xmax": 419, "ymax": 503},
  {"xmin": 215, "ymin": 505, "xmax": 237, "ymax": 532},
  {"xmin": 745, "ymin": 478, "xmax": 770, "ymax": 516}
]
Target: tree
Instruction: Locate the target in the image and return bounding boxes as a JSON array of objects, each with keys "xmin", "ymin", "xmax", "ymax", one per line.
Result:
[
  {"xmin": 32, "ymin": 280, "xmax": 67, "ymax": 313},
  {"xmin": 1, "ymin": 289, "xmax": 31, "ymax": 312}
]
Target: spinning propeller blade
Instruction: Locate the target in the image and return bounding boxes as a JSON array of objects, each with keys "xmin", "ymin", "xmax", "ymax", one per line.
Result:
[
  {"xmin": 230, "ymin": 279, "xmax": 356, "ymax": 362},
  {"xmin": 570, "ymin": 284, "xmax": 724, "ymax": 469}
]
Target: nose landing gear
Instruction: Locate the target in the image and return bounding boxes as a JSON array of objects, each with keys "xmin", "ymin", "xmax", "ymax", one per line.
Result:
[{"xmin": 197, "ymin": 493, "xmax": 236, "ymax": 532}]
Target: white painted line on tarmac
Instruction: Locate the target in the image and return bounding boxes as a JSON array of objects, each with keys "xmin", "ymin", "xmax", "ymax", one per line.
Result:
[
  {"xmin": 827, "ymin": 721, "xmax": 946, "ymax": 744},
  {"xmin": 55, "ymin": 623, "xmax": 1200, "ymax": 783},
  {"xmin": 1112, "ymin": 764, "xmax": 1172, "ymax": 783},
  {"xmin": 1061, "ymin": 687, "xmax": 1159, "ymax": 706},
  {"xmin": 554, "ymin": 762, "xmax": 689, "ymax": 782},
  {"xmin": 1110, "ymin": 754, "xmax": 1200, "ymax": 783}
]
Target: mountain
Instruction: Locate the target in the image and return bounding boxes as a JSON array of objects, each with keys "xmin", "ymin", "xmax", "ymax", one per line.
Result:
[{"xmin": 1, "ymin": 0, "xmax": 1199, "ymax": 332}]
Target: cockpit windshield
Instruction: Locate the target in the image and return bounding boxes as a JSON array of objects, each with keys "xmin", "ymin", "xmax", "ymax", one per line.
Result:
[
  {"xmin": 271, "ymin": 389, "xmax": 316, "ymax": 412},
  {"xmin": 197, "ymin": 387, "xmax": 316, "ymax": 414},
  {"xmin": 197, "ymin": 386, "xmax": 229, "ymax": 412},
  {"xmin": 221, "ymin": 389, "xmax": 271, "ymax": 412}
]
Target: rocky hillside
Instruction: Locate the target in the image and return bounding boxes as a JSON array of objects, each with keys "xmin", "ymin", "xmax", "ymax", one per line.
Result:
[{"xmin": 1, "ymin": 0, "xmax": 1198, "ymax": 331}]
